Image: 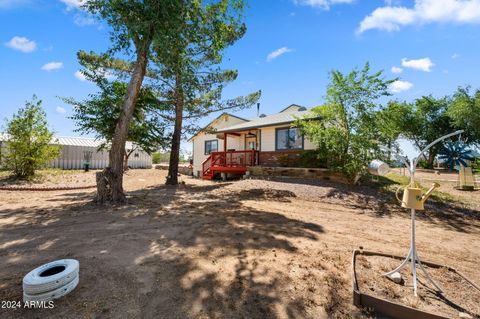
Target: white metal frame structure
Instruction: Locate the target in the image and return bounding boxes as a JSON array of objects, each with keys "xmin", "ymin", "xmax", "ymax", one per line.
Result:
[{"xmin": 384, "ymin": 130, "xmax": 464, "ymax": 296}]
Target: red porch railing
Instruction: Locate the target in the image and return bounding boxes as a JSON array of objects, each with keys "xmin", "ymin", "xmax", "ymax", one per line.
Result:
[{"xmin": 202, "ymin": 150, "xmax": 259, "ymax": 178}]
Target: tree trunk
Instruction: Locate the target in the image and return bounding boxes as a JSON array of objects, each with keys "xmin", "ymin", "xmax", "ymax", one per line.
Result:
[
  {"xmin": 96, "ymin": 45, "xmax": 150, "ymax": 204},
  {"xmin": 95, "ymin": 168, "xmax": 111, "ymax": 203},
  {"xmin": 166, "ymin": 75, "xmax": 184, "ymax": 185},
  {"xmin": 123, "ymin": 151, "xmax": 131, "ymax": 172},
  {"xmin": 427, "ymin": 150, "xmax": 436, "ymax": 169}
]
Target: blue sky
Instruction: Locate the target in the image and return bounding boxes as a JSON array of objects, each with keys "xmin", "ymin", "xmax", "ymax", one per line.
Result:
[{"xmin": 1, "ymin": 0, "xmax": 480, "ymax": 156}]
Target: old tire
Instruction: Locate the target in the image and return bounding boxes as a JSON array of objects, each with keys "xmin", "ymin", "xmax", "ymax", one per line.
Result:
[
  {"xmin": 23, "ymin": 259, "xmax": 79, "ymax": 295},
  {"xmin": 23, "ymin": 275, "xmax": 79, "ymax": 302}
]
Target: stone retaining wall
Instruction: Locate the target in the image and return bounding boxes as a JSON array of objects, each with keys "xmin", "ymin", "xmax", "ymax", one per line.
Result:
[
  {"xmin": 247, "ymin": 166, "xmax": 352, "ymax": 184},
  {"xmin": 155, "ymin": 164, "xmax": 193, "ymax": 176}
]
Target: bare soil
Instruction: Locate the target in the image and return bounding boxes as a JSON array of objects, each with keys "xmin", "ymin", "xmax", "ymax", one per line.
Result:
[
  {"xmin": 356, "ymin": 254, "xmax": 480, "ymax": 318},
  {"xmin": 0, "ymin": 169, "xmax": 479, "ymax": 319},
  {"xmin": 393, "ymin": 168, "xmax": 480, "ymax": 211},
  {"xmin": 0, "ymin": 169, "xmax": 96, "ymax": 188}
]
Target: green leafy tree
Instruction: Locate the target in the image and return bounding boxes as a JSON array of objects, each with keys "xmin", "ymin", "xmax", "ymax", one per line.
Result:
[
  {"xmin": 376, "ymin": 101, "xmax": 410, "ymax": 147},
  {"xmin": 82, "ymin": 0, "xmax": 184, "ymax": 203},
  {"xmin": 151, "ymin": 152, "xmax": 163, "ymax": 164},
  {"xmin": 296, "ymin": 63, "xmax": 395, "ymax": 181},
  {"xmin": 448, "ymin": 86, "xmax": 480, "ymax": 146},
  {"xmin": 375, "ymin": 100, "xmax": 411, "ymax": 161},
  {"xmin": 151, "ymin": 0, "xmax": 260, "ymax": 185},
  {"xmin": 153, "ymin": 0, "xmax": 260, "ymax": 185},
  {"xmin": 400, "ymin": 96, "xmax": 455, "ymax": 168},
  {"xmin": 3, "ymin": 96, "xmax": 61, "ymax": 178},
  {"xmin": 63, "ymin": 81, "xmax": 170, "ymax": 171}
]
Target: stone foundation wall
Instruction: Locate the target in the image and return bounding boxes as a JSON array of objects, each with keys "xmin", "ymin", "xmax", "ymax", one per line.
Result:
[{"xmin": 247, "ymin": 166, "xmax": 352, "ymax": 184}]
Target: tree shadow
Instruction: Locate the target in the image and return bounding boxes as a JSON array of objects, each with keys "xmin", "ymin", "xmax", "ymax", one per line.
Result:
[
  {"xmin": 0, "ymin": 183, "xmax": 329, "ymax": 319},
  {"xmin": 247, "ymin": 176, "xmax": 480, "ymax": 234}
]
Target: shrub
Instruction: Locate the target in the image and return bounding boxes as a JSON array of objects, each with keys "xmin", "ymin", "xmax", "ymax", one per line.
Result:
[
  {"xmin": 295, "ymin": 63, "xmax": 395, "ymax": 182},
  {"xmin": 152, "ymin": 152, "xmax": 162, "ymax": 164},
  {"xmin": 3, "ymin": 96, "xmax": 61, "ymax": 179},
  {"xmin": 298, "ymin": 150, "xmax": 327, "ymax": 168}
]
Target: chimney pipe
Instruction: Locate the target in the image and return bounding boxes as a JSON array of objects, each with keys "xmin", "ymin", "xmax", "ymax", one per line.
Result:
[{"xmin": 257, "ymin": 103, "xmax": 260, "ymax": 117}]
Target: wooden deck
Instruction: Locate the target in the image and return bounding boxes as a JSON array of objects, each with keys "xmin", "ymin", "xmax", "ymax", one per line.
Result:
[{"xmin": 202, "ymin": 150, "xmax": 258, "ymax": 179}]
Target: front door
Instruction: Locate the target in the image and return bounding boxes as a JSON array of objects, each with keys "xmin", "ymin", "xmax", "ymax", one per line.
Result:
[{"xmin": 245, "ymin": 136, "xmax": 257, "ymax": 150}]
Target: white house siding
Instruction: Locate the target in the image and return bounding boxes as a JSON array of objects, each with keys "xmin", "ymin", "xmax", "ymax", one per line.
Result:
[
  {"xmin": 192, "ymin": 114, "xmax": 247, "ymax": 176},
  {"xmin": 259, "ymin": 125, "xmax": 316, "ymax": 152}
]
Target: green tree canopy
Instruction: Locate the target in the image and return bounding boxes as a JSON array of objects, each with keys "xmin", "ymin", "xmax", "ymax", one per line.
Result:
[
  {"xmin": 296, "ymin": 63, "xmax": 395, "ymax": 181},
  {"xmin": 63, "ymin": 81, "xmax": 171, "ymax": 170},
  {"xmin": 80, "ymin": 0, "xmax": 184, "ymax": 203},
  {"xmin": 2, "ymin": 96, "xmax": 61, "ymax": 178},
  {"xmin": 399, "ymin": 95, "xmax": 456, "ymax": 168},
  {"xmin": 150, "ymin": 0, "xmax": 260, "ymax": 185},
  {"xmin": 448, "ymin": 86, "xmax": 480, "ymax": 146}
]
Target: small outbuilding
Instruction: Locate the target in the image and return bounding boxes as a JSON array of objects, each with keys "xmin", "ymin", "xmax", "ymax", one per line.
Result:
[{"xmin": 0, "ymin": 135, "xmax": 152, "ymax": 170}]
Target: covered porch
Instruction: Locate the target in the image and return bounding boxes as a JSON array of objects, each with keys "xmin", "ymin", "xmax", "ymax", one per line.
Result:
[{"xmin": 201, "ymin": 130, "xmax": 260, "ymax": 180}]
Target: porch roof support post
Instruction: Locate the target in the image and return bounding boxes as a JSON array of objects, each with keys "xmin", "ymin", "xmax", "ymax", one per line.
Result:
[
  {"xmin": 223, "ymin": 133, "xmax": 227, "ymax": 166},
  {"xmin": 224, "ymin": 133, "xmax": 227, "ymax": 152}
]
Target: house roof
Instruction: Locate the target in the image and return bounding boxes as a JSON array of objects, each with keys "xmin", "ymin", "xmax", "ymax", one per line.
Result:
[
  {"xmin": 187, "ymin": 112, "xmax": 249, "ymax": 142},
  {"xmin": 215, "ymin": 106, "xmax": 311, "ymax": 133}
]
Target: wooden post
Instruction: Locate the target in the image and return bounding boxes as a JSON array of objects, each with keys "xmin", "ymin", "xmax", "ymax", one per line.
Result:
[
  {"xmin": 224, "ymin": 133, "xmax": 227, "ymax": 166},
  {"xmin": 224, "ymin": 133, "xmax": 227, "ymax": 152}
]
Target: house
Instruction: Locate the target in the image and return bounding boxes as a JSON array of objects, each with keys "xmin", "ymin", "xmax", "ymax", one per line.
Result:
[
  {"xmin": 189, "ymin": 104, "xmax": 316, "ymax": 179},
  {"xmin": 0, "ymin": 135, "xmax": 152, "ymax": 170}
]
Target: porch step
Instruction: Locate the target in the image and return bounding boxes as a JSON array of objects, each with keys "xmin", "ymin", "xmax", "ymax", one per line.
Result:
[{"xmin": 202, "ymin": 174, "xmax": 213, "ymax": 180}]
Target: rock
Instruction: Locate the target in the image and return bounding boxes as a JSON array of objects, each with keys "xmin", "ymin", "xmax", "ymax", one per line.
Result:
[
  {"xmin": 387, "ymin": 272, "xmax": 404, "ymax": 285},
  {"xmin": 459, "ymin": 312, "xmax": 473, "ymax": 319}
]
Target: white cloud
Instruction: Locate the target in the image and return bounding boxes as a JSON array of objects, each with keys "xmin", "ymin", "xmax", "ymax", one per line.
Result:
[
  {"xmin": 294, "ymin": 0, "xmax": 354, "ymax": 10},
  {"xmin": 74, "ymin": 70, "xmax": 87, "ymax": 81},
  {"xmin": 391, "ymin": 66, "xmax": 403, "ymax": 74},
  {"xmin": 60, "ymin": 0, "xmax": 84, "ymax": 10},
  {"xmin": 0, "ymin": 0, "xmax": 32, "ymax": 9},
  {"xmin": 390, "ymin": 80, "xmax": 413, "ymax": 93},
  {"xmin": 56, "ymin": 106, "xmax": 66, "ymax": 114},
  {"xmin": 73, "ymin": 13, "xmax": 95, "ymax": 26},
  {"xmin": 401, "ymin": 57, "xmax": 434, "ymax": 72},
  {"xmin": 41, "ymin": 62, "xmax": 63, "ymax": 71},
  {"xmin": 451, "ymin": 53, "xmax": 460, "ymax": 59},
  {"xmin": 266, "ymin": 47, "xmax": 292, "ymax": 62},
  {"xmin": 5, "ymin": 36, "xmax": 36, "ymax": 53},
  {"xmin": 98, "ymin": 68, "xmax": 114, "ymax": 80},
  {"xmin": 358, "ymin": 0, "xmax": 480, "ymax": 33}
]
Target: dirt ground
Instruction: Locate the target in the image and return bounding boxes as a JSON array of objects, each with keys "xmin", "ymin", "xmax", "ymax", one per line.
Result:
[{"xmin": 0, "ymin": 169, "xmax": 479, "ymax": 318}]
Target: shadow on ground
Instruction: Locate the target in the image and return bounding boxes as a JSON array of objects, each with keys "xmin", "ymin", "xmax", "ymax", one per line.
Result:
[
  {"xmin": 0, "ymin": 183, "xmax": 362, "ymax": 319},
  {"xmin": 248, "ymin": 175, "xmax": 480, "ymax": 233}
]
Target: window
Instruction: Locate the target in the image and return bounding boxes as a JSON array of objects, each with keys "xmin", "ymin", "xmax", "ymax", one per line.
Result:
[
  {"xmin": 275, "ymin": 127, "xmax": 303, "ymax": 150},
  {"xmin": 204, "ymin": 140, "xmax": 218, "ymax": 155}
]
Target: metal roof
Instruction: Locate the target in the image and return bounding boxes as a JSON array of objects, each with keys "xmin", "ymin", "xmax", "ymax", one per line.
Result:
[
  {"xmin": 215, "ymin": 107, "xmax": 312, "ymax": 133},
  {"xmin": 1, "ymin": 134, "xmax": 135, "ymax": 149}
]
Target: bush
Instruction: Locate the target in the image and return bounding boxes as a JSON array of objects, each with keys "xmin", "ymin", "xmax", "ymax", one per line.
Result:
[
  {"xmin": 417, "ymin": 159, "xmax": 431, "ymax": 169},
  {"xmin": 152, "ymin": 152, "xmax": 162, "ymax": 164},
  {"xmin": 473, "ymin": 158, "xmax": 480, "ymax": 174},
  {"xmin": 298, "ymin": 150, "xmax": 327, "ymax": 168},
  {"xmin": 295, "ymin": 63, "xmax": 395, "ymax": 182},
  {"xmin": 2, "ymin": 96, "xmax": 61, "ymax": 179}
]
